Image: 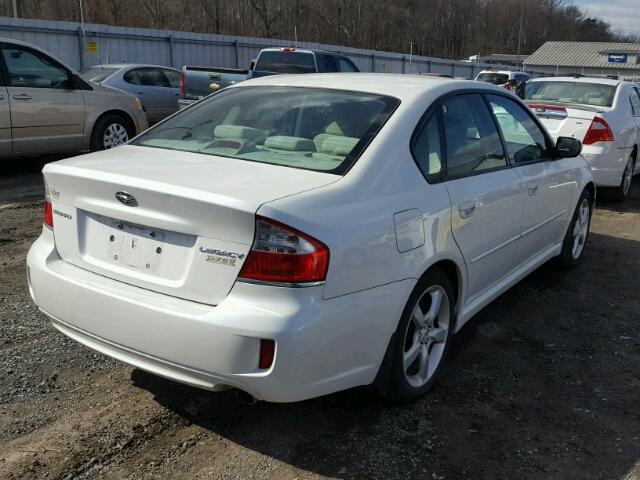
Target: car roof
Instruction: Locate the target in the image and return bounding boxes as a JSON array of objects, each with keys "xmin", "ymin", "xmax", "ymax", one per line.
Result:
[
  {"xmin": 259, "ymin": 47, "xmax": 347, "ymax": 57},
  {"xmin": 85, "ymin": 63, "xmax": 178, "ymax": 71},
  {"xmin": 477, "ymin": 70, "xmax": 526, "ymax": 75},
  {"xmin": 528, "ymin": 76, "xmax": 620, "ymax": 86},
  {"xmin": 235, "ymin": 73, "xmax": 505, "ymax": 102}
]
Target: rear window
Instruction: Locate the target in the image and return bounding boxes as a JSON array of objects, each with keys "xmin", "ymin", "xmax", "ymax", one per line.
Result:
[
  {"xmin": 476, "ymin": 73, "xmax": 509, "ymax": 85},
  {"xmin": 525, "ymin": 81, "xmax": 617, "ymax": 107},
  {"xmin": 255, "ymin": 51, "xmax": 316, "ymax": 74},
  {"xmin": 80, "ymin": 66, "xmax": 119, "ymax": 83},
  {"xmin": 133, "ymin": 86, "xmax": 399, "ymax": 175}
]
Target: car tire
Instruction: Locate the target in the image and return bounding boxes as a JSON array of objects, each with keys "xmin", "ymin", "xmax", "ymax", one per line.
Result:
[
  {"xmin": 374, "ymin": 269, "xmax": 455, "ymax": 403},
  {"xmin": 608, "ymin": 156, "xmax": 634, "ymax": 202},
  {"xmin": 90, "ymin": 114, "xmax": 134, "ymax": 152},
  {"xmin": 558, "ymin": 189, "xmax": 592, "ymax": 268}
]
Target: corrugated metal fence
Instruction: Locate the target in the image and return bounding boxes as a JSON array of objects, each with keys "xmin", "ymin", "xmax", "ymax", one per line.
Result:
[{"xmin": 0, "ymin": 16, "xmax": 537, "ymax": 78}]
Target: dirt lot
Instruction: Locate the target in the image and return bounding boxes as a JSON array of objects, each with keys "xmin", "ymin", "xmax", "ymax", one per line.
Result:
[{"xmin": 1, "ymin": 156, "xmax": 639, "ymax": 480}]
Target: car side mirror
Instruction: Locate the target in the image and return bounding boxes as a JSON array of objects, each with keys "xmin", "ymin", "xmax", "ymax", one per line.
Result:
[{"xmin": 555, "ymin": 136, "xmax": 582, "ymax": 158}]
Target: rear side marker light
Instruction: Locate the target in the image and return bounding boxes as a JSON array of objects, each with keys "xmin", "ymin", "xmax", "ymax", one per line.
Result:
[
  {"xmin": 239, "ymin": 216, "xmax": 329, "ymax": 285},
  {"xmin": 583, "ymin": 116, "xmax": 615, "ymax": 145},
  {"xmin": 43, "ymin": 199, "xmax": 53, "ymax": 229},
  {"xmin": 259, "ymin": 339, "xmax": 275, "ymax": 369}
]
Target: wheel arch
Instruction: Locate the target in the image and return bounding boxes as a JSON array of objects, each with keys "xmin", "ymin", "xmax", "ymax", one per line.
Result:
[{"xmin": 91, "ymin": 109, "xmax": 137, "ymax": 137}]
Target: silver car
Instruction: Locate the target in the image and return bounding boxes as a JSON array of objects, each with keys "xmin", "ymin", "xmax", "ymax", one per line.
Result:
[
  {"xmin": 80, "ymin": 64, "xmax": 180, "ymax": 124},
  {"xmin": 0, "ymin": 38, "xmax": 148, "ymax": 156}
]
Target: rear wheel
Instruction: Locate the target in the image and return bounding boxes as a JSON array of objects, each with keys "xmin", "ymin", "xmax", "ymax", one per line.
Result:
[
  {"xmin": 375, "ymin": 269, "xmax": 454, "ymax": 402},
  {"xmin": 608, "ymin": 156, "xmax": 634, "ymax": 202},
  {"xmin": 558, "ymin": 189, "xmax": 592, "ymax": 268},
  {"xmin": 90, "ymin": 114, "xmax": 134, "ymax": 151}
]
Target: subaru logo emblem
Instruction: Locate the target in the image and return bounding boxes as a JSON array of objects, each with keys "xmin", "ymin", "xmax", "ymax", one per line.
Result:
[{"xmin": 115, "ymin": 191, "xmax": 138, "ymax": 207}]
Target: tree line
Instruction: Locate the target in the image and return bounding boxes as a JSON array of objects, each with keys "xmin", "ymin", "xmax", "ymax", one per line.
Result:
[{"xmin": 2, "ymin": 0, "xmax": 634, "ymax": 59}]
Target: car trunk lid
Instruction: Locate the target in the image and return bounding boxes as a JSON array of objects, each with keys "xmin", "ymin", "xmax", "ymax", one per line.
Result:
[
  {"xmin": 525, "ymin": 100, "xmax": 608, "ymax": 142},
  {"xmin": 44, "ymin": 145, "xmax": 339, "ymax": 305}
]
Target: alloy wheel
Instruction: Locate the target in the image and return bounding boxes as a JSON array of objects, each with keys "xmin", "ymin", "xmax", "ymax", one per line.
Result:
[
  {"xmin": 103, "ymin": 123, "xmax": 129, "ymax": 149},
  {"xmin": 571, "ymin": 198, "xmax": 590, "ymax": 259},
  {"xmin": 402, "ymin": 285, "xmax": 450, "ymax": 388}
]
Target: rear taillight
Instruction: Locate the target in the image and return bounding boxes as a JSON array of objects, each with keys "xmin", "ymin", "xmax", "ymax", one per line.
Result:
[
  {"xmin": 179, "ymin": 71, "xmax": 185, "ymax": 96},
  {"xmin": 239, "ymin": 216, "xmax": 329, "ymax": 285},
  {"xmin": 43, "ymin": 178, "xmax": 53, "ymax": 229},
  {"xmin": 583, "ymin": 116, "xmax": 615, "ymax": 145},
  {"xmin": 43, "ymin": 200, "xmax": 53, "ymax": 229}
]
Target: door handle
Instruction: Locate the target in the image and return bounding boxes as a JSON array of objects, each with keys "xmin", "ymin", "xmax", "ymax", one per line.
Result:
[
  {"xmin": 527, "ymin": 180, "xmax": 539, "ymax": 195},
  {"xmin": 458, "ymin": 200, "xmax": 477, "ymax": 219},
  {"xmin": 12, "ymin": 93, "xmax": 32, "ymax": 100},
  {"xmin": 137, "ymin": 91, "xmax": 144, "ymax": 95}
]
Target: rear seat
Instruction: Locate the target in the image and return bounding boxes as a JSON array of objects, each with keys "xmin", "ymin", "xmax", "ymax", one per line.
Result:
[{"xmin": 312, "ymin": 121, "xmax": 359, "ymax": 162}]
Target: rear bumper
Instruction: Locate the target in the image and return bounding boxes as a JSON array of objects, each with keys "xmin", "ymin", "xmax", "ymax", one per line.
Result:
[
  {"xmin": 582, "ymin": 145, "xmax": 632, "ymax": 187},
  {"xmin": 26, "ymin": 229, "xmax": 410, "ymax": 402}
]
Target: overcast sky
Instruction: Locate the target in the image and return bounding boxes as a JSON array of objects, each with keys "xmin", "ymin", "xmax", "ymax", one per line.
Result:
[{"xmin": 574, "ymin": 0, "xmax": 640, "ymax": 36}]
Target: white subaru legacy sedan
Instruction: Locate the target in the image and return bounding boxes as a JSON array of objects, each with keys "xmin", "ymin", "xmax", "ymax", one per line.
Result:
[{"xmin": 27, "ymin": 74, "xmax": 595, "ymax": 402}]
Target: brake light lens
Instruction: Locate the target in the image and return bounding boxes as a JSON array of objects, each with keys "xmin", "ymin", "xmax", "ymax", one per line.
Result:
[
  {"xmin": 179, "ymin": 71, "xmax": 185, "ymax": 96},
  {"xmin": 43, "ymin": 178, "xmax": 53, "ymax": 229},
  {"xmin": 43, "ymin": 200, "xmax": 53, "ymax": 229},
  {"xmin": 239, "ymin": 216, "xmax": 329, "ymax": 284},
  {"xmin": 280, "ymin": 47, "xmax": 296, "ymax": 52},
  {"xmin": 583, "ymin": 116, "xmax": 615, "ymax": 145}
]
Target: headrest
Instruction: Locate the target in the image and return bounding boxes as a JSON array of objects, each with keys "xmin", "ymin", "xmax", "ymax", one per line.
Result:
[
  {"xmin": 319, "ymin": 136, "xmax": 359, "ymax": 156},
  {"xmin": 265, "ymin": 136, "xmax": 316, "ymax": 152},
  {"xmin": 325, "ymin": 121, "xmax": 346, "ymax": 136},
  {"xmin": 214, "ymin": 124, "xmax": 264, "ymax": 140}
]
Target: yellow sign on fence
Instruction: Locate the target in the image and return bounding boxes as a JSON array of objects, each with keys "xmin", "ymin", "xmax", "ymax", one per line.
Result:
[{"xmin": 86, "ymin": 41, "xmax": 97, "ymax": 52}]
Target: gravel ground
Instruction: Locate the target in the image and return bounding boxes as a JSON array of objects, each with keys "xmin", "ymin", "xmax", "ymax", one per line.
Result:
[{"xmin": 1, "ymin": 156, "xmax": 639, "ymax": 480}]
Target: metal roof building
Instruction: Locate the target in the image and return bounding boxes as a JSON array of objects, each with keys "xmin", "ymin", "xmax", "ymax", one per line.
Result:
[{"xmin": 524, "ymin": 41, "xmax": 640, "ymax": 80}]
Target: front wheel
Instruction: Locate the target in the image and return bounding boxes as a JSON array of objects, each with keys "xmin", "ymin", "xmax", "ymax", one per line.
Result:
[
  {"xmin": 558, "ymin": 189, "xmax": 592, "ymax": 268},
  {"xmin": 90, "ymin": 114, "xmax": 133, "ymax": 151},
  {"xmin": 375, "ymin": 269, "xmax": 454, "ymax": 402}
]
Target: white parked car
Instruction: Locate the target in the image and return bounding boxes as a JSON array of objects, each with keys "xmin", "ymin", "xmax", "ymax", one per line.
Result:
[
  {"xmin": 525, "ymin": 77, "xmax": 640, "ymax": 201},
  {"xmin": 27, "ymin": 74, "xmax": 594, "ymax": 403}
]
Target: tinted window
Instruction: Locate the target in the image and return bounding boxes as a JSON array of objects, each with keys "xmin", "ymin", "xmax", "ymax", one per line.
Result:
[
  {"xmin": 487, "ymin": 94, "xmax": 548, "ymax": 164},
  {"xmin": 123, "ymin": 69, "xmax": 141, "ymax": 85},
  {"xmin": 441, "ymin": 94, "xmax": 507, "ymax": 178},
  {"xmin": 1, "ymin": 46, "xmax": 68, "ymax": 88},
  {"xmin": 255, "ymin": 51, "xmax": 316, "ymax": 74},
  {"xmin": 338, "ymin": 57, "xmax": 358, "ymax": 72},
  {"xmin": 476, "ymin": 72, "xmax": 509, "ymax": 85},
  {"xmin": 80, "ymin": 66, "xmax": 119, "ymax": 83},
  {"xmin": 317, "ymin": 54, "xmax": 337, "ymax": 73},
  {"xmin": 135, "ymin": 68, "xmax": 169, "ymax": 87},
  {"xmin": 630, "ymin": 88, "xmax": 640, "ymax": 116},
  {"xmin": 134, "ymin": 86, "xmax": 399, "ymax": 175},
  {"xmin": 413, "ymin": 114, "xmax": 443, "ymax": 178},
  {"xmin": 525, "ymin": 81, "xmax": 616, "ymax": 107},
  {"xmin": 163, "ymin": 69, "xmax": 180, "ymax": 88}
]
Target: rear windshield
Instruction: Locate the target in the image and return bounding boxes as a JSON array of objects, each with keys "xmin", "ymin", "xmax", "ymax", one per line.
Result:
[
  {"xmin": 133, "ymin": 86, "xmax": 399, "ymax": 175},
  {"xmin": 476, "ymin": 73, "xmax": 509, "ymax": 85},
  {"xmin": 255, "ymin": 51, "xmax": 316, "ymax": 74},
  {"xmin": 525, "ymin": 81, "xmax": 617, "ymax": 107},
  {"xmin": 80, "ymin": 66, "xmax": 119, "ymax": 83}
]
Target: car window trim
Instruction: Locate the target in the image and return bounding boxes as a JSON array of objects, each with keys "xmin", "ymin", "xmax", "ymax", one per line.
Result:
[
  {"xmin": 481, "ymin": 93, "xmax": 554, "ymax": 167},
  {"xmin": 0, "ymin": 43, "xmax": 75, "ymax": 91}
]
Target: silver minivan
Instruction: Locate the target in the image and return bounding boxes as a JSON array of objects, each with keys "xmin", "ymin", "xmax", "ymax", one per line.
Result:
[{"xmin": 0, "ymin": 38, "xmax": 148, "ymax": 156}]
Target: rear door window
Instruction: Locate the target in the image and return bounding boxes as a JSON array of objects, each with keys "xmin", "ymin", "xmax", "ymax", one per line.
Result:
[
  {"xmin": 163, "ymin": 69, "xmax": 180, "ymax": 88},
  {"xmin": 135, "ymin": 68, "xmax": 170, "ymax": 87},
  {"xmin": 440, "ymin": 94, "xmax": 507, "ymax": 178},
  {"xmin": 338, "ymin": 58, "xmax": 358, "ymax": 72}
]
